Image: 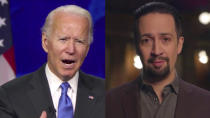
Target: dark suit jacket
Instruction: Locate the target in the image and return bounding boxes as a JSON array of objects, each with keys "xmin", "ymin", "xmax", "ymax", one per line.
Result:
[
  {"xmin": 106, "ymin": 78, "xmax": 210, "ymax": 118},
  {"xmin": 0, "ymin": 65, "xmax": 105, "ymax": 118}
]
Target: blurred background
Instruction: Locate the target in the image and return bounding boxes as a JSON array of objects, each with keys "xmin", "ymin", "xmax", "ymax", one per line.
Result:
[
  {"xmin": 106, "ymin": 0, "xmax": 210, "ymax": 90},
  {"xmin": 0, "ymin": 0, "xmax": 105, "ymax": 85}
]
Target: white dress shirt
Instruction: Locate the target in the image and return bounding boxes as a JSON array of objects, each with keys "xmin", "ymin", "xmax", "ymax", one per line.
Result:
[{"xmin": 45, "ymin": 64, "xmax": 78, "ymax": 117}]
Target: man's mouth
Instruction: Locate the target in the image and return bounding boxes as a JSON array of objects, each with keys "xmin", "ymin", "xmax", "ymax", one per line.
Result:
[
  {"xmin": 148, "ymin": 57, "xmax": 169, "ymax": 68},
  {"xmin": 152, "ymin": 60, "xmax": 165, "ymax": 67},
  {"xmin": 62, "ymin": 59, "xmax": 75, "ymax": 65}
]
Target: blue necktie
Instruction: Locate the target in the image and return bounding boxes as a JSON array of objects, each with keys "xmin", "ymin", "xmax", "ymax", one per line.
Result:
[{"xmin": 58, "ymin": 82, "xmax": 73, "ymax": 118}]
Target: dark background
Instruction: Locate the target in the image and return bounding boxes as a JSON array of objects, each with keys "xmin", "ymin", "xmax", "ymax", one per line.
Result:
[
  {"xmin": 106, "ymin": 0, "xmax": 210, "ymax": 90},
  {"xmin": 9, "ymin": 0, "xmax": 105, "ymax": 78}
]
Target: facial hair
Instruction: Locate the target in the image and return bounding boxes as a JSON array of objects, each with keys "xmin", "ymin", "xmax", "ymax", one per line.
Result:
[{"xmin": 143, "ymin": 56, "xmax": 170, "ymax": 83}]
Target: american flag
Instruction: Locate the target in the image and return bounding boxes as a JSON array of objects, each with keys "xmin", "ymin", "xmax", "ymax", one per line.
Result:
[{"xmin": 0, "ymin": 0, "xmax": 16, "ymax": 85}]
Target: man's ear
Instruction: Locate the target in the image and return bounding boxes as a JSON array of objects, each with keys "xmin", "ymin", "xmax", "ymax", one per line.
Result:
[
  {"xmin": 42, "ymin": 33, "xmax": 48, "ymax": 53},
  {"xmin": 177, "ymin": 36, "xmax": 184, "ymax": 54}
]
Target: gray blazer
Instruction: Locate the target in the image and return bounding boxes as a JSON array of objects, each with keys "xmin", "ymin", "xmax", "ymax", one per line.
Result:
[{"xmin": 0, "ymin": 64, "xmax": 105, "ymax": 118}]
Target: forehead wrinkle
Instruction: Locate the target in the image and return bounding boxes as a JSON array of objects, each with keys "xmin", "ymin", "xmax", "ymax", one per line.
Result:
[
  {"xmin": 54, "ymin": 15, "xmax": 88, "ymax": 35},
  {"xmin": 48, "ymin": 12, "xmax": 90, "ymax": 44}
]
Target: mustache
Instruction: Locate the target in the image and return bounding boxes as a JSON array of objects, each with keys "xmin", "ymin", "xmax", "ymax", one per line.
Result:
[{"xmin": 148, "ymin": 56, "xmax": 169, "ymax": 63}]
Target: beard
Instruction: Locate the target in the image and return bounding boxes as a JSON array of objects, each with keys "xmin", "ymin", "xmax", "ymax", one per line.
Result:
[{"xmin": 143, "ymin": 56, "xmax": 170, "ymax": 83}]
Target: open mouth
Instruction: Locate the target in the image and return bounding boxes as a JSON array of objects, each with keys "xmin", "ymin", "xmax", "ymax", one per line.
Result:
[{"xmin": 62, "ymin": 59, "xmax": 75, "ymax": 64}]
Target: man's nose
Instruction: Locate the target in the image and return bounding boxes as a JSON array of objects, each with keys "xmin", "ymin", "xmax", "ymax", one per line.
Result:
[
  {"xmin": 66, "ymin": 40, "xmax": 75, "ymax": 55},
  {"xmin": 151, "ymin": 39, "xmax": 163, "ymax": 56}
]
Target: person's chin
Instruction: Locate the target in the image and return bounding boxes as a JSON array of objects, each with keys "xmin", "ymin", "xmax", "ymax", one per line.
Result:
[
  {"xmin": 58, "ymin": 70, "xmax": 76, "ymax": 80},
  {"xmin": 154, "ymin": 66, "xmax": 166, "ymax": 72},
  {"xmin": 144, "ymin": 64, "xmax": 170, "ymax": 81},
  {"xmin": 153, "ymin": 65, "xmax": 168, "ymax": 73}
]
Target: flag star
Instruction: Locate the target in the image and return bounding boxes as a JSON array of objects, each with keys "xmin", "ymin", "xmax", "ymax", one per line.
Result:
[
  {"xmin": 0, "ymin": 39, "xmax": 4, "ymax": 47},
  {"xmin": 0, "ymin": 17, "xmax": 6, "ymax": 28},
  {"xmin": 0, "ymin": 0, "xmax": 8, "ymax": 6}
]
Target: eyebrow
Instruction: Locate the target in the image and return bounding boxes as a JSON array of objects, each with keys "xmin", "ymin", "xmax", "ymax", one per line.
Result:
[
  {"xmin": 159, "ymin": 33, "xmax": 173, "ymax": 37},
  {"xmin": 59, "ymin": 36, "xmax": 71, "ymax": 39},
  {"xmin": 141, "ymin": 33, "xmax": 173, "ymax": 37},
  {"xmin": 141, "ymin": 33, "xmax": 153, "ymax": 38}
]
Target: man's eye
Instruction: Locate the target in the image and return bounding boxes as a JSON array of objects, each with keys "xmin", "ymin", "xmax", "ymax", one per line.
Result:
[
  {"xmin": 141, "ymin": 38, "xmax": 151, "ymax": 44},
  {"xmin": 143, "ymin": 39, "xmax": 149, "ymax": 42},
  {"xmin": 162, "ymin": 37, "xmax": 170, "ymax": 42},
  {"xmin": 59, "ymin": 38, "xmax": 67, "ymax": 41},
  {"xmin": 75, "ymin": 39, "xmax": 85, "ymax": 44}
]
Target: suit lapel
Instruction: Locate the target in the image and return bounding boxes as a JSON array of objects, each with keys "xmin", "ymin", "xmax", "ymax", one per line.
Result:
[
  {"xmin": 26, "ymin": 65, "xmax": 56, "ymax": 118},
  {"xmin": 74, "ymin": 72, "xmax": 97, "ymax": 118},
  {"xmin": 122, "ymin": 79, "xmax": 141, "ymax": 118},
  {"xmin": 174, "ymin": 80, "xmax": 193, "ymax": 118}
]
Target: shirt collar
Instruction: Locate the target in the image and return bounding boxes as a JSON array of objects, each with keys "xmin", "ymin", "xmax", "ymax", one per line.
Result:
[
  {"xmin": 45, "ymin": 64, "xmax": 79, "ymax": 94},
  {"xmin": 170, "ymin": 73, "xmax": 179, "ymax": 94},
  {"xmin": 139, "ymin": 71, "xmax": 179, "ymax": 94}
]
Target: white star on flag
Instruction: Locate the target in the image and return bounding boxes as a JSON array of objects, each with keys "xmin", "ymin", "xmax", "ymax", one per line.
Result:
[
  {"xmin": 0, "ymin": 0, "xmax": 8, "ymax": 6},
  {"xmin": 0, "ymin": 17, "xmax": 6, "ymax": 28},
  {"xmin": 0, "ymin": 39, "xmax": 4, "ymax": 47}
]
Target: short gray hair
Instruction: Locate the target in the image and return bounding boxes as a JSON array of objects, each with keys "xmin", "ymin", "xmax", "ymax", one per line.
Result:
[{"xmin": 41, "ymin": 5, "xmax": 93, "ymax": 44}]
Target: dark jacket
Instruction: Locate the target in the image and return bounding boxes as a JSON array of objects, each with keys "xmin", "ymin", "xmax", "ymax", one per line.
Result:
[
  {"xmin": 106, "ymin": 78, "xmax": 210, "ymax": 118},
  {"xmin": 0, "ymin": 65, "xmax": 105, "ymax": 118}
]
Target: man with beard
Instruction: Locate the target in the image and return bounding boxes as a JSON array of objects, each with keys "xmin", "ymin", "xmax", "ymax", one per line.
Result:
[{"xmin": 106, "ymin": 2, "xmax": 210, "ymax": 118}]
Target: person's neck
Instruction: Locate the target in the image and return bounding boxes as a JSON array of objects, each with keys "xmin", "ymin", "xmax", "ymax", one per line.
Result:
[{"xmin": 144, "ymin": 70, "xmax": 176, "ymax": 103}]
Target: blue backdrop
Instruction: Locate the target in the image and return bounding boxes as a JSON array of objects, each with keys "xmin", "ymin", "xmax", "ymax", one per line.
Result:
[{"xmin": 9, "ymin": 0, "xmax": 105, "ymax": 78}]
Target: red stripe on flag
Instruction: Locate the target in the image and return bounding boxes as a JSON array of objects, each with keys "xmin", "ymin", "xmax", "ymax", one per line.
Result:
[{"xmin": 3, "ymin": 46, "xmax": 16, "ymax": 74}]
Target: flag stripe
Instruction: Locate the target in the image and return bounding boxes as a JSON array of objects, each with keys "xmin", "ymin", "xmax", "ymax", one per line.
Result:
[
  {"xmin": 0, "ymin": 0, "xmax": 16, "ymax": 85},
  {"xmin": 0, "ymin": 55, "xmax": 15, "ymax": 85},
  {"xmin": 3, "ymin": 46, "xmax": 16, "ymax": 73}
]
